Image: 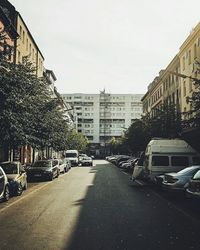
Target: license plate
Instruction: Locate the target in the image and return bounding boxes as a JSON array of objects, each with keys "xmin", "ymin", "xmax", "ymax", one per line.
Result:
[{"xmin": 34, "ymin": 174, "xmax": 41, "ymax": 177}]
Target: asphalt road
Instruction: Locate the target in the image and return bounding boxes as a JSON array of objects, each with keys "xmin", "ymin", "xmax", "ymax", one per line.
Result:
[{"xmin": 0, "ymin": 160, "xmax": 200, "ymax": 250}]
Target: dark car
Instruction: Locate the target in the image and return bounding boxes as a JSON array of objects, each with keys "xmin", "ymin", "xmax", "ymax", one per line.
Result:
[
  {"xmin": 0, "ymin": 161, "xmax": 27, "ymax": 196},
  {"xmin": 162, "ymin": 166, "xmax": 200, "ymax": 192},
  {"xmin": 186, "ymin": 169, "xmax": 200, "ymax": 198},
  {"xmin": 0, "ymin": 167, "xmax": 10, "ymax": 201},
  {"xmin": 26, "ymin": 160, "xmax": 59, "ymax": 181}
]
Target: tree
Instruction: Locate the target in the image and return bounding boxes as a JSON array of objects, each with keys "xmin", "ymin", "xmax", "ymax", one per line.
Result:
[
  {"xmin": 0, "ymin": 54, "xmax": 72, "ymax": 156},
  {"xmin": 65, "ymin": 129, "xmax": 89, "ymax": 152},
  {"xmin": 148, "ymin": 103, "xmax": 182, "ymax": 138},
  {"xmin": 124, "ymin": 119, "xmax": 150, "ymax": 154},
  {"xmin": 108, "ymin": 136, "xmax": 128, "ymax": 154},
  {"xmin": 185, "ymin": 61, "xmax": 200, "ymax": 128}
]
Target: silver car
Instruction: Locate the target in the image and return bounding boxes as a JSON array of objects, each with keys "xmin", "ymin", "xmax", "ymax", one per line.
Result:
[
  {"xmin": 162, "ymin": 165, "xmax": 200, "ymax": 192},
  {"xmin": 0, "ymin": 166, "xmax": 10, "ymax": 201},
  {"xmin": 1, "ymin": 162, "xmax": 27, "ymax": 196}
]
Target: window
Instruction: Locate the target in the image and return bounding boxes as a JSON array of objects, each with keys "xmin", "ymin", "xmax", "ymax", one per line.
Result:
[
  {"xmin": 18, "ymin": 51, "xmax": 21, "ymax": 63},
  {"xmin": 183, "ymin": 81, "xmax": 186, "ymax": 96},
  {"xmin": 19, "ymin": 26, "xmax": 22, "ymax": 38},
  {"xmin": 183, "ymin": 56, "xmax": 185, "ymax": 70},
  {"xmin": 192, "ymin": 157, "xmax": 200, "ymax": 165},
  {"xmin": 152, "ymin": 156, "xmax": 169, "ymax": 166},
  {"xmin": 189, "ymin": 79, "xmax": 192, "ymax": 92},
  {"xmin": 26, "ymin": 38, "xmax": 28, "ymax": 50},
  {"xmin": 21, "ymin": 30, "xmax": 25, "ymax": 43},
  {"xmin": 188, "ymin": 50, "xmax": 191, "ymax": 65},
  {"xmin": 194, "ymin": 44, "xmax": 197, "ymax": 59},
  {"xmin": 171, "ymin": 156, "xmax": 189, "ymax": 167}
]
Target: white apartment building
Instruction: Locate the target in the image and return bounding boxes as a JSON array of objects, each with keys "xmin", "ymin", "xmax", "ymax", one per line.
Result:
[{"xmin": 62, "ymin": 92, "xmax": 143, "ymax": 153}]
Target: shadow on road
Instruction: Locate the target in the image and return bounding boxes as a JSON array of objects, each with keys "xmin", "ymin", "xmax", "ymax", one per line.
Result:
[{"xmin": 64, "ymin": 161, "xmax": 200, "ymax": 250}]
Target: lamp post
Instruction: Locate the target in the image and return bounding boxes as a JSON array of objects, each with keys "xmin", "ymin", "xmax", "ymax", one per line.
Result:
[{"xmin": 168, "ymin": 71, "xmax": 200, "ymax": 84}]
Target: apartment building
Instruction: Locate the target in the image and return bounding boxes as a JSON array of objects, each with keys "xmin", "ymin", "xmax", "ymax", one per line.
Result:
[
  {"xmin": 62, "ymin": 92, "xmax": 143, "ymax": 154},
  {"xmin": 142, "ymin": 22, "xmax": 200, "ymax": 151},
  {"xmin": 179, "ymin": 23, "xmax": 200, "ymax": 116},
  {"xmin": 142, "ymin": 55, "xmax": 181, "ymax": 117},
  {"xmin": 0, "ymin": 0, "xmax": 44, "ymax": 77}
]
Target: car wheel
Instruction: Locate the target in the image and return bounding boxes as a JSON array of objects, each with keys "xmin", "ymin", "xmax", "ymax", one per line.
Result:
[
  {"xmin": 4, "ymin": 185, "xmax": 10, "ymax": 201},
  {"xmin": 56, "ymin": 170, "xmax": 59, "ymax": 178},
  {"xmin": 48, "ymin": 174, "xmax": 53, "ymax": 181},
  {"xmin": 16, "ymin": 183, "xmax": 23, "ymax": 196}
]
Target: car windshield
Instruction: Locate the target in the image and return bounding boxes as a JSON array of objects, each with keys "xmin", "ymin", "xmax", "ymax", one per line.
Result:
[
  {"xmin": 66, "ymin": 153, "xmax": 77, "ymax": 157},
  {"xmin": 32, "ymin": 161, "xmax": 51, "ymax": 168},
  {"xmin": 1, "ymin": 163, "xmax": 18, "ymax": 174}
]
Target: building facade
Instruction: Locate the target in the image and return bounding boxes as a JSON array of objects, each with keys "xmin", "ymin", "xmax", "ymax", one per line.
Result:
[
  {"xmin": 62, "ymin": 92, "xmax": 143, "ymax": 155},
  {"xmin": 142, "ymin": 22, "xmax": 200, "ymax": 151},
  {"xmin": 0, "ymin": 0, "xmax": 44, "ymax": 76}
]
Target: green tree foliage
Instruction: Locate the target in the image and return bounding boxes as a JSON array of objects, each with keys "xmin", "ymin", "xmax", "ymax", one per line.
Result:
[
  {"xmin": 185, "ymin": 61, "xmax": 200, "ymax": 128},
  {"xmin": 108, "ymin": 136, "xmax": 127, "ymax": 154},
  {"xmin": 124, "ymin": 119, "xmax": 150, "ymax": 154},
  {"xmin": 66, "ymin": 129, "xmax": 89, "ymax": 152},
  {"xmin": 121, "ymin": 103, "xmax": 182, "ymax": 154},
  {"xmin": 147, "ymin": 103, "xmax": 182, "ymax": 138},
  {"xmin": 0, "ymin": 52, "xmax": 70, "ymax": 152}
]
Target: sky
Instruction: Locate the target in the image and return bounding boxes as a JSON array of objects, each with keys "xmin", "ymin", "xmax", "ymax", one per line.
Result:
[{"xmin": 10, "ymin": 0, "xmax": 200, "ymax": 94}]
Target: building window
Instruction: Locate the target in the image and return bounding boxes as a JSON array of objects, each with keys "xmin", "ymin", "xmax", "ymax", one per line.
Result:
[
  {"xmin": 189, "ymin": 79, "xmax": 192, "ymax": 92},
  {"xmin": 183, "ymin": 56, "xmax": 185, "ymax": 70},
  {"xmin": 19, "ymin": 26, "xmax": 22, "ymax": 38},
  {"xmin": 188, "ymin": 50, "xmax": 191, "ymax": 65},
  {"xmin": 194, "ymin": 44, "xmax": 197, "ymax": 59},
  {"xmin": 26, "ymin": 38, "xmax": 28, "ymax": 50},
  {"xmin": 18, "ymin": 50, "xmax": 21, "ymax": 63},
  {"xmin": 183, "ymin": 80, "xmax": 186, "ymax": 97},
  {"xmin": 22, "ymin": 31, "xmax": 25, "ymax": 44}
]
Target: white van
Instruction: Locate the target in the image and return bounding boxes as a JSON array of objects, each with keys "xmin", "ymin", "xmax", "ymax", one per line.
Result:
[
  {"xmin": 132, "ymin": 139, "xmax": 200, "ymax": 182},
  {"xmin": 65, "ymin": 150, "xmax": 79, "ymax": 166}
]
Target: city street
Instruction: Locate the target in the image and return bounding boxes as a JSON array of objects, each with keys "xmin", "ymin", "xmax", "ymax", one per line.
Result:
[{"xmin": 1, "ymin": 160, "xmax": 200, "ymax": 250}]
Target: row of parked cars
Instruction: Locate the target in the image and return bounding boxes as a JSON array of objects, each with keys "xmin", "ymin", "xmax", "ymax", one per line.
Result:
[
  {"xmin": 0, "ymin": 158, "xmax": 72, "ymax": 202},
  {"xmin": 106, "ymin": 154, "xmax": 200, "ymax": 200},
  {"xmin": 106, "ymin": 155, "xmax": 138, "ymax": 173}
]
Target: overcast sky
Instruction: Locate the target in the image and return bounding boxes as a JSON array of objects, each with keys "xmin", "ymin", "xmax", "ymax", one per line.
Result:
[{"xmin": 10, "ymin": 0, "xmax": 200, "ymax": 94}]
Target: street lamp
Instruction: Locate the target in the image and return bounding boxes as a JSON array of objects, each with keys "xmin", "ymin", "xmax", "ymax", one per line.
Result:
[{"xmin": 168, "ymin": 71, "xmax": 200, "ymax": 84}]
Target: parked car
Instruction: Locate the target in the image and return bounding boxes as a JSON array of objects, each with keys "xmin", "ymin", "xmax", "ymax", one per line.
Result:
[
  {"xmin": 116, "ymin": 156, "xmax": 131, "ymax": 167},
  {"xmin": 57, "ymin": 159, "xmax": 66, "ymax": 174},
  {"xmin": 81, "ymin": 156, "xmax": 93, "ymax": 166},
  {"xmin": 0, "ymin": 161, "xmax": 27, "ymax": 196},
  {"xmin": 120, "ymin": 158, "xmax": 139, "ymax": 173},
  {"xmin": 186, "ymin": 169, "xmax": 200, "ymax": 198},
  {"xmin": 26, "ymin": 160, "xmax": 59, "ymax": 181},
  {"xmin": 79, "ymin": 154, "xmax": 87, "ymax": 164},
  {"xmin": 0, "ymin": 166, "xmax": 10, "ymax": 201},
  {"xmin": 63, "ymin": 158, "xmax": 71, "ymax": 172},
  {"xmin": 162, "ymin": 166, "xmax": 200, "ymax": 192}
]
